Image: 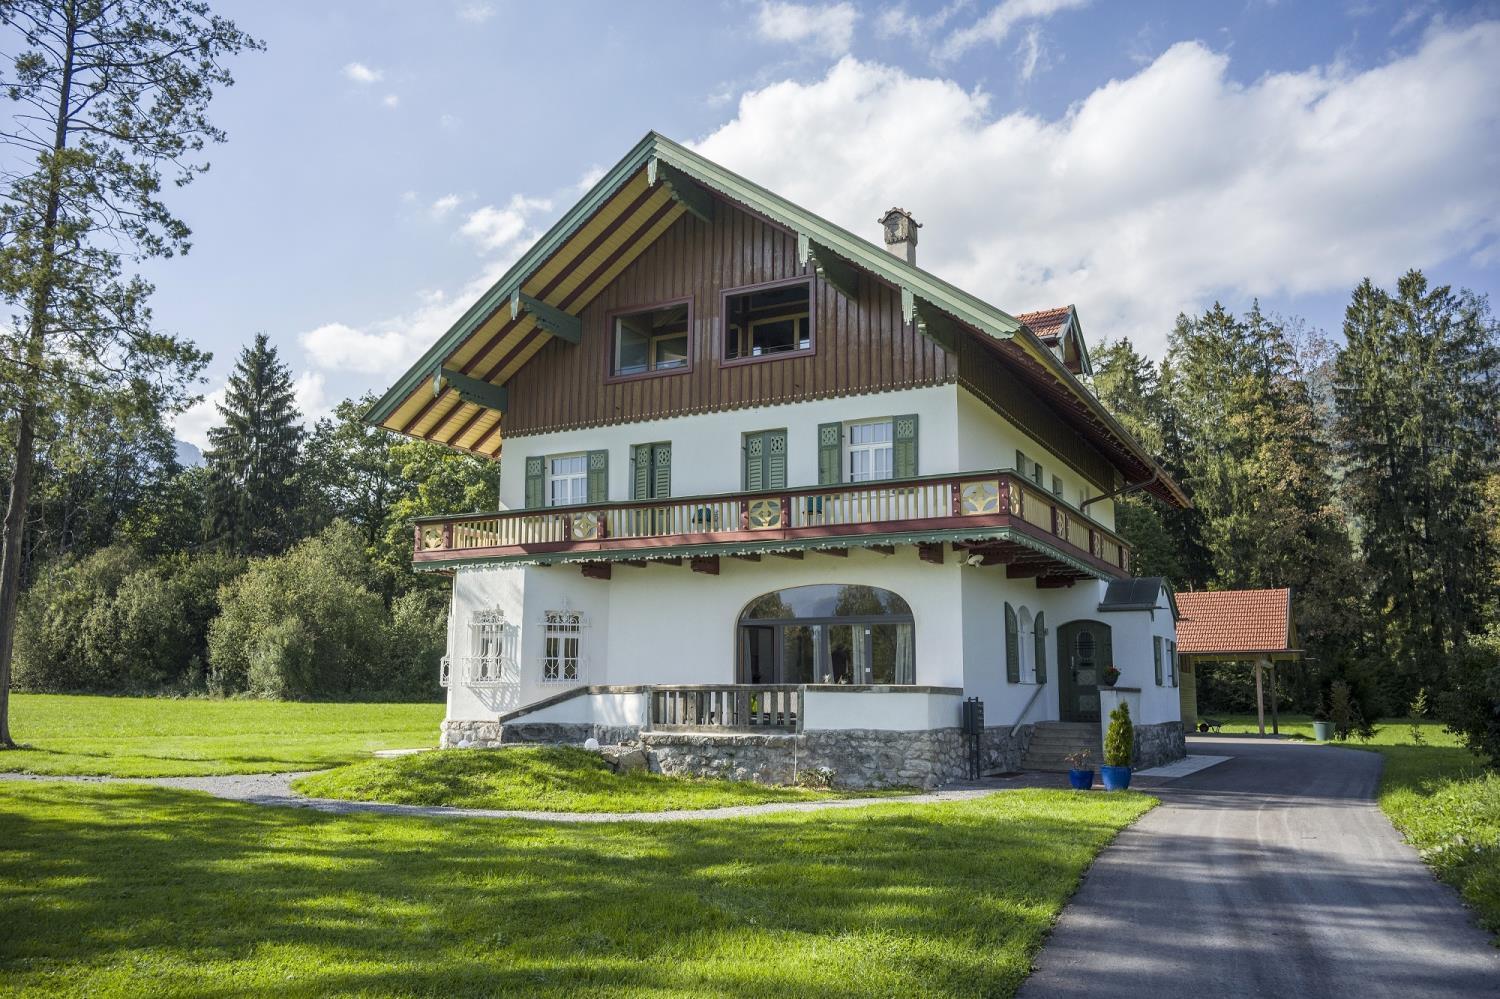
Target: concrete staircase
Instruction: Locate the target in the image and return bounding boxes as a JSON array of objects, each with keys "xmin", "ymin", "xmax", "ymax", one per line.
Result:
[{"xmin": 1022, "ymin": 721, "xmax": 1103, "ymax": 772}]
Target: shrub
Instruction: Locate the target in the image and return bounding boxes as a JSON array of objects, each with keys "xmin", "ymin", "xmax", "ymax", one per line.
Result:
[
  {"xmin": 1329, "ymin": 679, "xmax": 1374, "ymax": 742},
  {"xmin": 1439, "ymin": 629, "xmax": 1500, "ymax": 765},
  {"xmin": 1104, "ymin": 701, "xmax": 1134, "ymax": 768}
]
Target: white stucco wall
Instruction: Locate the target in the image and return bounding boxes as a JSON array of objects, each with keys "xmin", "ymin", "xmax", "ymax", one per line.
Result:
[{"xmin": 801, "ymin": 689, "xmax": 964, "ymax": 731}]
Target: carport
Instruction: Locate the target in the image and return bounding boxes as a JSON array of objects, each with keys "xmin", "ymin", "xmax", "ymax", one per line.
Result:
[{"xmin": 1174, "ymin": 588, "xmax": 1303, "ymax": 735}]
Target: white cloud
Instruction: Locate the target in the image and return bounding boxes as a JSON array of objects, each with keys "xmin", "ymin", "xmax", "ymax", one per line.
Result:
[
  {"xmin": 936, "ymin": 0, "xmax": 1090, "ymax": 61},
  {"xmin": 575, "ymin": 165, "xmax": 607, "ymax": 193},
  {"xmin": 459, "ymin": 194, "xmax": 553, "ymax": 253},
  {"xmin": 431, "ymin": 193, "xmax": 463, "ymax": 218},
  {"xmin": 1015, "ymin": 25, "xmax": 1044, "ymax": 80},
  {"xmin": 693, "ymin": 23, "xmax": 1500, "ymax": 356},
  {"xmin": 458, "ymin": 2, "xmax": 495, "ymax": 22},
  {"xmin": 756, "ymin": 2, "xmax": 859, "ymax": 57},
  {"xmin": 382, "ymin": 93, "xmax": 400, "ymax": 108},
  {"xmin": 343, "ymin": 61, "xmax": 383, "ymax": 85},
  {"xmin": 294, "ymin": 371, "xmax": 331, "ymax": 424},
  {"xmin": 172, "ymin": 386, "xmax": 225, "ymax": 451},
  {"xmin": 439, "ymin": 112, "xmax": 462, "ymax": 129}
]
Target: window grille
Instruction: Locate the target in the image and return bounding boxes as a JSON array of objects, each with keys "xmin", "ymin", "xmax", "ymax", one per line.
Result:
[
  {"xmin": 540, "ymin": 609, "xmax": 586, "ymax": 684},
  {"xmin": 468, "ymin": 608, "xmax": 518, "ymax": 685}
]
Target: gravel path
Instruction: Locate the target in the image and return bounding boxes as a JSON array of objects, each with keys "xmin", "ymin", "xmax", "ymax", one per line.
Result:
[{"xmin": 0, "ymin": 769, "xmax": 1020, "ymax": 823}]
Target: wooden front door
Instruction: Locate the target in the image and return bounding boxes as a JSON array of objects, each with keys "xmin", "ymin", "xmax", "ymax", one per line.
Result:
[{"xmin": 1057, "ymin": 620, "xmax": 1110, "ymax": 723}]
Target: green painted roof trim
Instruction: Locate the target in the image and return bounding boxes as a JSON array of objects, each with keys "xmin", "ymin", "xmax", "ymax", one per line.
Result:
[{"xmin": 414, "ymin": 526, "xmax": 1116, "ymax": 581}]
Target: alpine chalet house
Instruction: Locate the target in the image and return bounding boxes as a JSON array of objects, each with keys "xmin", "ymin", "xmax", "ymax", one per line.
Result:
[{"xmin": 367, "ymin": 133, "xmax": 1189, "ymax": 788}]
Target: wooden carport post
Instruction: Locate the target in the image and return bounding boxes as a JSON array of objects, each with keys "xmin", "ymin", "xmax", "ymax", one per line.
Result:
[{"xmin": 1255, "ymin": 656, "xmax": 1269, "ymax": 736}]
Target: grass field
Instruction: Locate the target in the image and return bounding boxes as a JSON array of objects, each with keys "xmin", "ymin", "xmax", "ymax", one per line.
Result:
[
  {"xmin": 0, "ymin": 780, "xmax": 1153, "ymax": 998},
  {"xmin": 0, "ymin": 694, "xmax": 443, "ymax": 777},
  {"xmin": 1217, "ymin": 712, "xmax": 1499, "ymax": 935},
  {"xmin": 292, "ymin": 745, "xmax": 909, "ymax": 812}
]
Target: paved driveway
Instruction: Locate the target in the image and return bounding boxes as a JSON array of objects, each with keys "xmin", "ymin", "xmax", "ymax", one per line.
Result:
[{"xmin": 1020, "ymin": 736, "xmax": 1500, "ymax": 999}]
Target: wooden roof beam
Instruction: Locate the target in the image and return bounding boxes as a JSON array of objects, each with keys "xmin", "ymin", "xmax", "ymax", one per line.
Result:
[
  {"xmin": 510, "ymin": 291, "xmax": 581, "ymax": 344},
  {"xmin": 437, "ymin": 367, "xmax": 508, "ymax": 413},
  {"xmin": 648, "ymin": 156, "xmax": 715, "ymax": 224},
  {"xmin": 797, "ymin": 233, "xmax": 859, "ymax": 301}
]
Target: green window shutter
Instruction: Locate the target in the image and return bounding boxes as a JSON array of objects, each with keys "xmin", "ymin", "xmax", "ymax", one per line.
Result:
[
  {"xmin": 817, "ymin": 423, "xmax": 841, "ymax": 485},
  {"xmin": 1169, "ymin": 640, "xmax": 1178, "ymax": 687},
  {"xmin": 893, "ymin": 414, "xmax": 918, "ymax": 478},
  {"xmin": 1153, "ymin": 635, "xmax": 1164, "ymax": 686},
  {"xmin": 1005, "ymin": 602, "xmax": 1020, "ymax": 683},
  {"xmin": 744, "ymin": 432, "xmax": 765, "ymax": 491},
  {"xmin": 653, "ymin": 443, "xmax": 671, "ymax": 499},
  {"xmin": 766, "ymin": 429, "xmax": 787, "ymax": 490},
  {"xmin": 1033, "ymin": 460, "xmax": 1044, "ymax": 486},
  {"xmin": 1034, "ymin": 611, "xmax": 1047, "ymax": 684},
  {"xmin": 631, "ymin": 444, "xmax": 651, "ymax": 500},
  {"xmin": 1016, "ymin": 449, "xmax": 1029, "ymax": 478},
  {"xmin": 587, "ymin": 450, "xmax": 608, "ymax": 504},
  {"xmin": 524, "ymin": 456, "xmax": 544, "ymax": 509}
]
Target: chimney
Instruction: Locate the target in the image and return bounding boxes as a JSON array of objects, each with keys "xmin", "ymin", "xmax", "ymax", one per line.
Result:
[{"xmin": 879, "ymin": 207, "xmax": 921, "ymax": 265}]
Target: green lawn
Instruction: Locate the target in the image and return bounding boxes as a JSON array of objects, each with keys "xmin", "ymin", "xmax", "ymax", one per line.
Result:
[
  {"xmin": 0, "ymin": 781, "xmax": 1154, "ymax": 998},
  {"xmin": 1215, "ymin": 712, "xmax": 1499, "ymax": 935},
  {"xmin": 0, "ymin": 694, "xmax": 443, "ymax": 777},
  {"xmin": 292, "ymin": 745, "xmax": 910, "ymax": 813}
]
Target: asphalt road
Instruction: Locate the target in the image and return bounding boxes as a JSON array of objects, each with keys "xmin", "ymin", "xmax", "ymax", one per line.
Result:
[{"xmin": 1019, "ymin": 736, "xmax": 1500, "ymax": 999}]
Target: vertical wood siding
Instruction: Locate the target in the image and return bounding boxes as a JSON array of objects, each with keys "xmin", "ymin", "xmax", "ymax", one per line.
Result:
[{"xmin": 501, "ymin": 204, "xmax": 955, "ymax": 436}]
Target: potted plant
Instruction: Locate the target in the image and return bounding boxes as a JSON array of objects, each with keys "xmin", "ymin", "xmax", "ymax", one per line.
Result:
[
  {"xmin": 1064, "ymin": 748, "xmax": 1094, "ymax": 790},
  {"xmin": 1100, "ymin": 664, "xmax": 1120, "ymax": 688},
  {"xmin": 1101, "ymin": 701, "xmax": 1134, "ymax": 790},
  {"xmin": 1312, "ymin": 693, "xmax": 1334, "ymax": 742}
]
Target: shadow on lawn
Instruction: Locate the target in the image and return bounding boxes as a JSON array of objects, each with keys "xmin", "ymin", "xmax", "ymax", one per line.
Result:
[{"xmin": 0, "ymin": 783, "xmax": 1135, "ymax": 998}]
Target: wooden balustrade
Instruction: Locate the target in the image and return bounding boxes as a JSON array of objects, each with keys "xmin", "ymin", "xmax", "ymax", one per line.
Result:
[
  {"xmin": 650, "ymin": 684, "xmax": 802, "ymax": 732},
  {"xmin": 413, "ymin": 469, "xmax": 1131, "ymax": 576}
]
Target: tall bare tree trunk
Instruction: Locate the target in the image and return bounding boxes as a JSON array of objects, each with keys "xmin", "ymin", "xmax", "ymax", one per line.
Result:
[{"xmin": 0, "ymin": 3, "xmax": 75, "ymax": 749}]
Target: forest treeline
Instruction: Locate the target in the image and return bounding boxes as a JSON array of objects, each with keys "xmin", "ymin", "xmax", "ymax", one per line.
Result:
[
  {"xmin": 1093, "ymin": 271, "xmax": 1500, "ymax": 758},
  {"xmin": 6, "ymin": 334, "xmax": 495, "ymax": 701}
]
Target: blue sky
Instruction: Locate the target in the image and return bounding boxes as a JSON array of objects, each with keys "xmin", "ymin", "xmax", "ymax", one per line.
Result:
[{"xmin": 130, "ymin": 0, "xmax": 1500, "ymax": 446}]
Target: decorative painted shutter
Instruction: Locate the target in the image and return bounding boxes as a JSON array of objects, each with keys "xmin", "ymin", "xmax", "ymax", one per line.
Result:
[
  {"xmin": 1153, "ymin": 635, "xmax": 1164, "ymax": 686},
  {"xmin": 653, "ymin": 443, "xmax": 671, "ymax": 498},
  {"xmin": 524, "ymin": 456, "xmax": 544, "ymax": 509},
  {"xmin": 744, "ymin": 432, "xmax": 765, "ymax": 491},
  {"xmin": 817, "ymin": 423, "xmax": 841, "ymax": 485},
  {"xmin": 1034, "ymin": 611, "xmax": 1047, "ymax": 684},
  {"xmin": 587, "ymin": 450, "xmax": 608, "ymax": 503},
  {"xmin": 893, "ymin": 414, "xmax": 918, "ymax": 478},
  {"xmin": 1005, "ymin": 602, "xmax": 1020, "ymax": 683},
  {"xmin": 766, "ymin": 429, "xmax": 787, "ymax": 490},
  {"xmin": 631, "ymin": 444, "xmax": 651, "ymax": 500}
]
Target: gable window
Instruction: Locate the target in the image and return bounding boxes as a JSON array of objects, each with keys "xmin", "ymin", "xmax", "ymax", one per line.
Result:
[
  {"xmin": 723, "ymin": 278, "xmax": 813, "ymax": 363},
  {"xmin": 541, "ymin": 609, "xmax": 585, "ymax": 684},
  {"xmin": 609, "ymin": 300, "xmax": 690, "ymax": 378}
]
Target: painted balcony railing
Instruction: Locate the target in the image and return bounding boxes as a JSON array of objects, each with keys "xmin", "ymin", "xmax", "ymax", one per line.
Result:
[
  {"xmin": 414, "ymin": 469, "xmax": 1131, "ymax": 577},
  {"xmin": 650, "ymin": 684, "xmax": 803, "ymax": 733}
]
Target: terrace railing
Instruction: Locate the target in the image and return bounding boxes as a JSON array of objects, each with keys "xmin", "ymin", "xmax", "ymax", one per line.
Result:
[
  {"xmin": 649, "ymin": 684, "xmax": 803, "ymax": 733},
  {"xmin": 414, "ymin": 469, "xmax": 1130, "ymax": 576}
]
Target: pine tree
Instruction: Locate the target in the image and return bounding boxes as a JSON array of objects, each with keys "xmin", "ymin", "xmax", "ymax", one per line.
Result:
[
  {"xmin": 1334, "ymin": 272, "xmax": 1500, "ymax": 707},
  {"xmin": 204, "ymin": 335, "xmax": 305, "ymax": 555}
]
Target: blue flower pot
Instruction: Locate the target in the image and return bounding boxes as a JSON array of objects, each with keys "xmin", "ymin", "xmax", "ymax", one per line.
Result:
[
  {"xmin": 1101, "ymin": 765, "xmax": 1132, "ymax": 791},
  {"xmin": 1067, "ymin": 768, "xmax": 1095, "ymax": 790}
]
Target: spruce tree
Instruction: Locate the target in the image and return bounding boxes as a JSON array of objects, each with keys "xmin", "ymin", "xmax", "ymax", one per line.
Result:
[{"xmin": 204, "ymin": 334, "xmax": 305, "ymax": 555}]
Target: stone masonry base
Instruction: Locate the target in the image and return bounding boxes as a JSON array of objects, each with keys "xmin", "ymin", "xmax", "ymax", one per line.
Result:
[
  {"xmin": 1133, "ymin": 721, "xmax": 1186, "ymax": 770},
  {"xmin": 440, "ymin": 719, "xmax": 1034, "ymax": 790}
]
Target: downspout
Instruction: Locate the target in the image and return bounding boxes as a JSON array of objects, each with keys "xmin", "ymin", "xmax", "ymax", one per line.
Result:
[{"xmin": 1080, "ymin": 466, "xmax": 1160, "ymax": 513}]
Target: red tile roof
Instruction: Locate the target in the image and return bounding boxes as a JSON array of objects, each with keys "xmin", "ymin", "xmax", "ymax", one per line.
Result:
[
  {"xmin": 1174, "ymin": 588, "xmax": 1294, "ymax": 655},
  {"xmin": 1016, "ymin": 305, "xmax": 1073, "ymax": 342}
]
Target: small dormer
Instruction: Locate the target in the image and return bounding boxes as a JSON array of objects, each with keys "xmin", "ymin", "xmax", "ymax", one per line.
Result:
[{"xmin": 1016, "ymin": 304, "xmax": 1092, "ymax": 377}]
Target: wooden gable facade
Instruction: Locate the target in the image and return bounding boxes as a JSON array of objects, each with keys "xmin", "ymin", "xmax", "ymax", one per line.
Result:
[{"xmin": 502, "ymin": 201, "xmax": 954, "ymax": 437}]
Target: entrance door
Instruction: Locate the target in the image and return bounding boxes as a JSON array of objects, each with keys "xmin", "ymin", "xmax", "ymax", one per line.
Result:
[{"xmin": 1057, "ymin": 620, "xmax": 1110, "ymax": 722}]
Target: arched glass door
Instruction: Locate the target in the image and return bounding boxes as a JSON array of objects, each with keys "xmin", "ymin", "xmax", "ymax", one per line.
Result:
[{"xmin": 737, "ymin": 584, "xmax": 915, "ymax": 685}]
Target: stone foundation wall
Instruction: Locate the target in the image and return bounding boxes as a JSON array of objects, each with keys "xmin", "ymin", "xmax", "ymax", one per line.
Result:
[
  {"xmin": 1133, "ymin": 721, "xmax": 1186, "ymax": 769},
  {"xmin": 440, "ymin": 719, "xmax": 1034, "ymax": 790}
]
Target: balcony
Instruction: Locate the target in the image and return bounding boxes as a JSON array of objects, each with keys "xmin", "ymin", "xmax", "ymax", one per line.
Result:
[{"xmin": 412, "ymin": 469, "xmax": 1130, "ymax": 582}]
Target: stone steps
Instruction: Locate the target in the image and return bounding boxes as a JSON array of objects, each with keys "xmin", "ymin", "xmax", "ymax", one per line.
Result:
[{"xmin": 1022, "ymin": 721, "xmax": 1102, "ymax": 773}]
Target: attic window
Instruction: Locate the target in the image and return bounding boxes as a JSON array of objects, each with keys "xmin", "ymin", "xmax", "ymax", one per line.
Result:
[
  {"xmin": 609, "ymin": 300, "xmax": 691, "ymax": 379},
  {"xmin": 723, "ymin": 278, "xmax": 813, "ymax": 364}
]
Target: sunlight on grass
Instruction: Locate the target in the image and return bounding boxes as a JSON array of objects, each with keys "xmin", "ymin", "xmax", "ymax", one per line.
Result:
[
  {"xmin": 292, "ymin": 745, "xmax": 912, "ymax": 813},
  {"xmin": 0, "ymin": 782, "xmax": 1155, "ymax": 998},
  {"xmin": 0, "ymin": 694, "xmax": 443, "ymax": 777}
]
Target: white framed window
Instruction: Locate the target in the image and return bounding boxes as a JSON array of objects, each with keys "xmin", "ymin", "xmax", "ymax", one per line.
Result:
[
  {"xmin": 1017, "ymin": 607, "xmax": 1038, "ymax": 683},
  {"xmin": 540, "ymin": 609, "xmax": 586, "ymax": 684},
  {"xmin": 467, "ymin": 608, "xmax": 518, "ymax": 685},
  {"xmin": 847, "ymin": 419, "xmax": 894, "ymax": 482},
  {"xmin": 547, "ymin": 453, "xmax": 588, "ymax": 507}
]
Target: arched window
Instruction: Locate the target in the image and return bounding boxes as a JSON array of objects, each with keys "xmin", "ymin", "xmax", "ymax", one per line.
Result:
[{"xmin": 738, "ymin": 583, "xmax": 915, "ymax": 685}]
